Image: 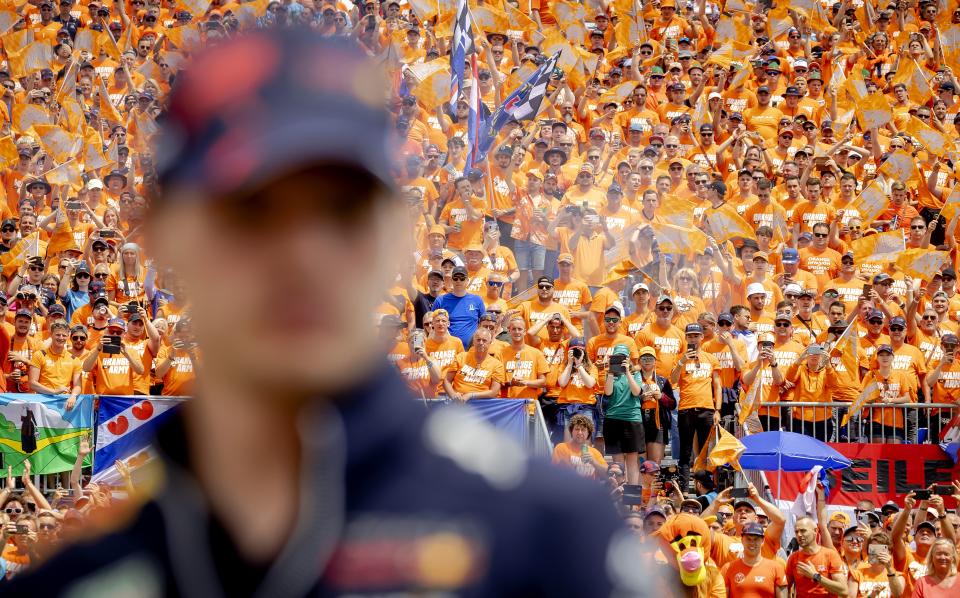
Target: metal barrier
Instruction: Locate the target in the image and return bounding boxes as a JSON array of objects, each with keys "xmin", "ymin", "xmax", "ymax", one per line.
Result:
[{"xmin": 727, "ymin": 402, "xmax": 960, "ymax": 444}]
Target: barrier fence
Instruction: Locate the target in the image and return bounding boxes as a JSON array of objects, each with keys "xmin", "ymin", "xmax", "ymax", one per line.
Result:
[{"xmin": 728, "ymin": 402, "xmax": 960, "ymax": 445}]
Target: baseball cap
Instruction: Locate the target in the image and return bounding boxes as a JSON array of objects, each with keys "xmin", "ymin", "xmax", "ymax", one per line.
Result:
[
  {"xmin": 881, "ymin": 501, "xmax": 900, "ymax": 514},
  {"xmin": 656, "ymin": 294, "xmax": 674, "ymax": 305},
  {"xmin": 784, "ymin": 283, "xmax": 803, "ymax": 296},
  {"xmin": 685, "ymin": 323, "xmax": 703, "ymax": 334},
  {"xmin": 639, "ymin": 460, "xmax": 660, "ymax": 474},
  {"xmin": 781, "ymin": 248, "xmax": 799, "ymax": 264},
  {"xmin": 643, "ymin": 506, "xmax": 667, "ymax": 520},
  {"xmin": 890, "ymin": 316, "xmax": 907, "ymax": 327},
  {"xmin": 877, "ymin": 344, "xmax": 894, "ymax": 355},
  {"xmin": 638, "ymin": 346, "xmax": 656, "ymax": 358},
  {"xmin": 718, "ymin": 312, "xmax": 734, "ymax": 325},
  {"xmin": 829, "ymin": 512, "xmax": 851, "ymax": 525},
  {"xmin": 157, "ymin": 30, "xmax": 396, "ymax": 200},
  {"xmin": 806, "ymin": 343, "xmax": 825, "ymax": 355},
  {"xmin": 753, "ymin": 251, "xmax": 769, "ymax": 262},
  {"xmin": 774, "ymin": 311, "xmax": 792, "ymax": 323},
  {"xmin": 873, "ymin": 273, "xmax": 892, "ymax": 284},
  {"xmin": 451, "ymin": 266, "xmax": 468, "ymax": 277},
  {"xmin": 742, "ymin": 522, "xmax": 765, "ymax": 537},
  {"xmin": 680, "ymin": 498, "xmax": 703, "ymax": 514},
  {"xmin": 107, "ymin": 317, "xmax": 126, "ymax": 330},
  {"xmin": 537, "ymin": 275, "xmax": 554, "ymax": 286},
  {"xmin": 733, "ymin": 499, "xmax": 756, "ymax": 511},
  {"xmin": 631, "ymin": 282, "xmax": 649, "ymax": 295},
  {"xmin": 784, "ymin": 86, "xmax": 800, "ymax": 96},
  {"xmin": 943, "ymin": 333, "xmax": 960, "ymax": 345},
  {"xmin": 606, "ymin": 301, "xmax": 625, "ymax": 318},
  {"xmin": 708, "ymin": 181, "xmax": 727, "ymax": 196},
  {"xmin": 557, "ymin": 253, "xmax": 574, "ymax": 264},
  {"xmin": 867, "ymin": 309, "xmax": 884, "ymax": 321},
  {"xmin": 13, "ymin": 309, "xmax": 32, "ymax": 319}
]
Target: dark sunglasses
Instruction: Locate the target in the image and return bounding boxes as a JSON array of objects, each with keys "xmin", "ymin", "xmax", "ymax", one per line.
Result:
[
  {"xmin": 604, "ymin": 317, "xmax": 621, "ymax": 323},
  {"xmin": 657, "ymin": 306, "xmax": 673, "ymax": 312},
  {"xmin": 94, "ymin": 273, "xmax": 109, "ymax": 279},
  {"xmin": 538, "ymin": 284, "xmax": 553, "ymax": 290},
  {"xmin": 487, "ymin": 281, "xmax": 504, "ymax": 287},
  {"xmin": 813, "ymin": 233, "xmax": 828, "ymax": 238},
  {"xmin": 774, "ymin": 322, "xmax": 791, "ymax": 328},
  {"xmin": 4, "ymin": 507, "xmax": 22, "ymax": 514},
  {"xmin": 451, "ymin": 275, "xmax": 466, "ymax": 281},
  {"xmin": 71, "ymin": 335, "xmax": 87, "ymax": 341}
]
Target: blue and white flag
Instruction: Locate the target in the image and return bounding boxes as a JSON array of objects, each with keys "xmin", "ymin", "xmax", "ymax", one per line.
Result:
[
  {"xmin": 448, "ymin": 0, "xmax": 477, "ymax": 109},
  {"xmin": 93, "ymin": 395, "xmax": 187, "ymax": 485},
  {"xmin": 474, "ymin": 52, "xmax": 560, "ymax": 163}
]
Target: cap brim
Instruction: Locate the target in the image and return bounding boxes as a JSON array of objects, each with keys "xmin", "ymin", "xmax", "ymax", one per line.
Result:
[{"xmin": 163, "ymin": 114, "xmax": 395, "ymax": 199}]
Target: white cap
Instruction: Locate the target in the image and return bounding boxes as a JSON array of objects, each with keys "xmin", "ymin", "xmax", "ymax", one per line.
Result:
[
  {"xmin": 746, "ymin": 282, "xmax": 767, "ymax": 297},
  {"xmin": 794, "ymin": 58, "xmax": 808, "ymax": 69},
  {"xmin": 928, "ymin": 507, "xmax": 940, "ymax": 517},
  {"xmin": 86, "ymin": 178, "xmax": 104, "ymax": 190},
  {"xmin": 632, "ymin": 282, "xmax": 650, "ymax": 295},
  {"xmin": 784, "ymin": 283, "xmax": 803, "ymax": 296},
  {"xmin": 607, "ymin": 300, "xmax": 625, "ymax": 318},
  {"xmin": 708, "ymin": 91, "xmax": 722, "ymax": 101}
]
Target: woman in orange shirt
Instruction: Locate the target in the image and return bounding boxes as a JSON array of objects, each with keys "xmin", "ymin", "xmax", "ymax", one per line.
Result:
[
  {"xmin": 785, "ymin": 343, "xmax": 835, "ymax": 442},
  {"xmin": 443, "ymin": 328, "xmax": 504, "ymax": 401},
  {"xmin": 860, "ymin": 344, "xmax": 913, "ymax": 443},
  {"xmin": 106, "ymin": 242, "xmax": 147, "ymax": 305}
]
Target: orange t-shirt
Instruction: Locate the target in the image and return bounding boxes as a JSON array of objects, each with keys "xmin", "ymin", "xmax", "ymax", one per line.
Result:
[
  {"xmin": 496, "ymin": 343, "xmax": 550, "ymax": 399},
  {"xmin": 677, "ymin": 352, "xmax": 720, "ymax": 410},
  {"xmin": 721, "ymin": 557, "xmax": 788, "ymax": 598},
  {"xmin": 635, "ymin": 321, "xmax": 685, "ymax": 379},
  {"xmin": 551, "ymin": 441, "xmax": 605, "ymax": 478},
  {"xmin": 447, "ymin": 350, "xmax": 505, "ymax": 395},
  {"xmin": 785, "ymin": 547, "xmax": 845, "ymax": 597},
  {"xmin": 156, "ymin": 344, "xmax": 197, "ymax": 396}
]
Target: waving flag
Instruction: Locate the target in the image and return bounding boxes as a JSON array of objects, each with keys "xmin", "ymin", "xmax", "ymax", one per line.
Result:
[
  {"xmin": 841, "ymin": 381, "xmax": 880, "ymax": 426},
  {"xmin": 849, "ymin": 181, "xmax": 889, "ymax": 225},
  {"xmin": 739, "ymin": 378, "xmax": 763, "ymax": 434},
  {"xmin": 93, "ymin": 395, "xmax": 188, "ymax": 484},
  {"xmin": 896, "ymin": 248, "xmax": 950, "ymax": 280},
  {"xmin": 879, "ymin": 150, "xmax": 918, "ymax": 184},
  {"xmin": 0, "ymin": 394, "xmax": 94, "ymax": 475},
  {"xmin": 891, "ymin": 59, "xmax": 933, "ymax": 105},
  {"xmin": 651, "ymin": 222, "xmax": 708, "ymax": 255},
  {"xmin": 942, "ymin": 187, "xmax": 960, "ymax": 221},
  {"xmin": 852, "ymin": 229, "xmax": 905, "ymax": 263},
  {"xmin": 694, "ymin": 426, "xmax": 744, "ymax": 471},
  {"xmin": 905, "ymin": 116, "xmax": 955, "ymax": 157},
  {"xmin": 474, "ymin": 52, "xmax": 560, "ymax": 163},
  {"xmin": 704, "ymin": 203, "xmax": 755, "ymax": 243},
  {"xmin": 448, "ymin": 0, "xmax": 477, "ymax": 109},
  {"xmin": 855, "ymin": 93, "xmax": 892, "ymax": 130},
  {"xmin": 790, "ymin": 465, "xmax": 824, "ymax": 520}
]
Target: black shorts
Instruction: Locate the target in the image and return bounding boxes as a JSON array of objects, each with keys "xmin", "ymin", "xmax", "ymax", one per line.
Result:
[
  {"xmin": 603, "ymin": 418, "xmax": 645, "ymax": 455},
  {"xmin": 642, "ymin": 408, "xmax": 666, "ymax": 445}
]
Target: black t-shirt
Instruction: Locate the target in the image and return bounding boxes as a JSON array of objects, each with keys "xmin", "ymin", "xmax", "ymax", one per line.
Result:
[{"xmin": 412, "ymin": 291, "xmax": 437, "ymax": 328}]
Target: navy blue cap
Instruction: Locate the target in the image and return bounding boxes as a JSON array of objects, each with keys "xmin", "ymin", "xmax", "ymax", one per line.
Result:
[
  {"xmin": 781, "ymin": 247, "xmax": 799, "ymax": 264},
  {"xmin": 742, "ymin": 522, "xmax": 765, "ymax": 537},
  {"xmin": 685, "ymin": 323, "xmax": 703, "ymax": 334},
  {"xmin": 718, "ymin": 312, "xmax": 733, "ymax": 324},
  {"xmin": 607, "ymin": 183, "xmax": 623, "ymax": 195},
  {"xmin": 569, "ymin": 336, "xmax": 586, "ymax": 348},
  {"xmin": 877, "ymin": 344, "xmax": 894, "ymax": 354},
  {"xmin": 943, "ymin": 333, "xmax": 960, "ymax": 345},
  {"xmin": 867, "ymin": 309, "xmax": 884, "ymax": 321},
  {"xmin": 157, "ymin": 30, "xmax": 396, "ymax": 198},
  {"xmin": 708, "ymin": 180, "xmax": 727, "ymax": 196},
  {"xmin": 890, "ymin": 316, "xmax": 906, "ymax": 327}
]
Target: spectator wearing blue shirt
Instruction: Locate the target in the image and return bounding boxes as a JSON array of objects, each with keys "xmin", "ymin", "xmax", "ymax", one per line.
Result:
[
  {"xmin": 58, "ymin": 261, "xmax": 93, "ymax": 322},
  {"xmin": 432, "ymin": 266, "xmax": 485, "ymax": 348}
]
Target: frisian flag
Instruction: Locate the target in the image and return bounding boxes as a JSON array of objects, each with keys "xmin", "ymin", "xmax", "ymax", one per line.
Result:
[
  {"xmin": 448, "ymin": 0, "xmax": 477, "ymax": 110},
  {"xmin": 474, "ymin": 52, "xmax": 560, "ymax": 164},
  {"xmin": 92, "ymin": 395, "xmax": 187, "ymax": 485}
]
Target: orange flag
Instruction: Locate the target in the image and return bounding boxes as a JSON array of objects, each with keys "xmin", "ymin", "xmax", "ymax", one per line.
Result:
[
  {"xmin": 472, "ymin": 5, "xmax": 509, "ymax": 34},
  {"xmin": 165, "ymin": 24, "xmax": 202, "ymax": 51},
  {"xmin": 855, "ymin": 93, "xmax": 893, "ymax": 130},
  {"xmin": 7, "ymin": 42, "xmax": 53, "ymax": 78},
  {"xmin": 45, "ymin": 215, "xmax": 75, "ymax": 258},
  {"xmin": 413, "ymin": 67, "xmax": 451, "ymax": 111},
  {"xmin": 45, "ymin": 160, "xmax": 83, "ymax": 189},
  {"xmin": 0, "ymin": 232, "xmax": 39, "ymax": 279},
  {"xmin": 31, "ymin": 124, "xmax": 82, "ymax": 164},
  {"xmin": 11, "ymin": 104, "xmax": 51, "ymax": 134},
  {"xmin": 703, "ymin": 203, "xmax": 755, "ymax": 243},
  {"xmin": 890, "ymin": 60, "xmax": 934, "ymax": 105},
  {"xmin": 841, "ymin": 381, "xmax": 880, "ymax": 426},
  {"xmin": 904, "ymin": 116, "xmax": 956, "ymax": 157},
  {"xmin": 0, "ymin": 135, "xmax": 18, "ymax": 167},
  {"xmin": 650, "ymin": 222, "xmax": 708, "ymax": 255},
  {"xmin": 896, "ymin": 248, "xmax": 950, "ymax": 280},
  {"xmin": 848, "ymin": 181, "xmax": 889, "ymax": 225},
  {"xmin": 73, "ymin": 28, "xmax": 98, "ymax": 56},
  {"xmin": 852, "ymin": 229, "xmax": 905, "ymax": 263},
  {"xmin": 878, "ymin": 150, "xmax": 919, "ymax": 184},
  {"xmin": 179, "ymin": 0, "xmax": 211, "ymax": 17}
]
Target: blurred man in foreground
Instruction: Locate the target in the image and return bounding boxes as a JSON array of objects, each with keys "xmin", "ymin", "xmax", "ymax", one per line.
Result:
[{"xmin": 8, "ymin": 30, "xmax": 625, "ymax": 597}]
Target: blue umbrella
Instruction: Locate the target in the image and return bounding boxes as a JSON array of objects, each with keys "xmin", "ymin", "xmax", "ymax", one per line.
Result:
[{"xmin": 739, "ymin": 431, "xmax": 852, "ymax": 472}]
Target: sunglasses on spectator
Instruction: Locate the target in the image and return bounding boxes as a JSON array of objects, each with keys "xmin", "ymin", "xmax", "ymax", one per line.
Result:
[
  {"xmin": 718, "ymin": 321, "xmax": 732, "ymax": 327},
  {"xmin": 922, "ymin": 315, "xmax": 938, "ymax": 321},
  {"xmin": 889, "ymin": 326, "xmax": 905, "ymax": 332},
  {"xmin": 538, "ymin": 284, "xmax": 552, "ymax": 290},
  {"xmin": 95, "ymin": 273, "xmax": 109, "ymax": 279},
  {"xmin": 775, "ymin": 322, "xmax": 791, "ymax": 328},
  {"xmin": 911, "ymin": 225, "xmax": 926, "ymax": 230},
  {"xmin": 487, "ymin": 281, "xmax": 504, "ymax": 287},
  {"xmin": 813, "ymin": 233, "xmax": 828, "ymax": 238},
  {"xmin": 28, "ymin": 265, "xmax": 42, "ymax": 271},
  {"xmin": 451, "ymin": 275, "xmax": 466, "ymax": 281},
  {"xmin": 4, "ymin": 507, "xmax": 21, "ymax": 514},
  {"xmin": 604, "ymin": 317, "xmax": 620, "ymax": 323},
  {"xmin": 39, "ymin": 523, "xmax": 56, "ymax": 531},
  {"xmin": 657, "ymin": 306, "xmax": 673, "ymax": 312},
  {"xmin": 1, "ymin": 226, "xmax": 14, "ymax": 233},
  {"xmin": 72, "ymin": 335, "xmax": 87, "ymax": 341}
]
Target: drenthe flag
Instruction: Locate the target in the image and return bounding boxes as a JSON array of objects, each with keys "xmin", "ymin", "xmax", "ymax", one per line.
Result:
[{"xmin": 0, "ymin": 394, "xmax": 94, "ymax": 474}]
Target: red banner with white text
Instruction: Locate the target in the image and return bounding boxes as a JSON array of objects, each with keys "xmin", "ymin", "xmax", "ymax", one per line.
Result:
[{"xmin": 762, "ymin": 443, "xmax": 959, "ymax": 508}]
